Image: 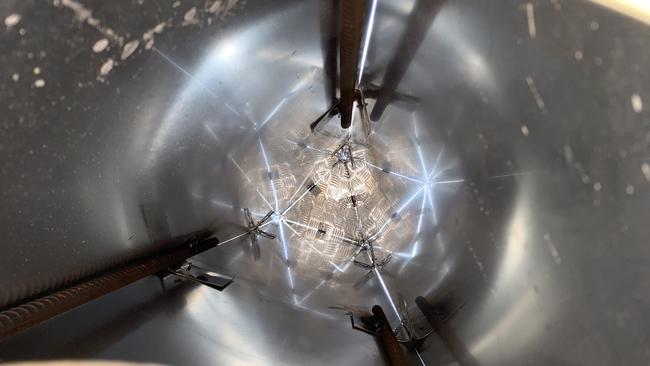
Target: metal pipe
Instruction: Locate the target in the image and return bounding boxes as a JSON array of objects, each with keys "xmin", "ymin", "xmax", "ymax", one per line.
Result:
[
  {"xmin": 0, "ymin": 233, "xmax": 218, "ymax": 341},
  {"xmin": 415, "ymin": 296, "xmax": 479, "ymax": 366},
  {"xmin": 372, "ymin": 305, "xmax": 408, "ymax": 366},
  {"xmin": 338, "ymin": 0, "xmax": 366, "ymax": 128}
]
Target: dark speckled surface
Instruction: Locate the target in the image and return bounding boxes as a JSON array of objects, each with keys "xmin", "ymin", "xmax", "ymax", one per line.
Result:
[{"xmin": 1, "ymin": 1, "xmax": 650, "ymax": 365}]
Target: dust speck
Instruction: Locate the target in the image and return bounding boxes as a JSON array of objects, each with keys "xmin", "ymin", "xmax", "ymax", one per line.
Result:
[
  {"xmin": 631, "ymin": 93, "xmax": 643, "ymax": 113},
  {"xmin": 593, "ymin": 182, "xmax": 602, "ymax": 192},
  {"xmin": 121, "ymin": 40, "xmax": 139, "ymax": 60},
  {"xmin": 590, "ymin": 21, "xmax": 599, "ymax": 31},
  {"xmin": 172, "ymin": 1, "xmax": 181, "ymax": 8},
  {"xmin": 34, "ymin": 79, "xmax": 45, "ymax": 88},
  {"xmin": 625, "ymin": 185, "xmax": 635, "ymax": 195},
  {"xmin": 574, "ymin": 50, "xmax": 583, "ymax": 61},
  {"xmin": 521, "ymin": 125, "xmax": 530, "ymax": 136},
  {"xmin": 100, "ymin": 58, "xmax": 114, "ymax": 76},
  {"xmin": 92, "ymin": 38, "xmax": 109, "ymax": 53},
  {"xmin": 4, "ymin": 14, "xmax": 21, "ymax": 28},
  {"xmin": 12, "ymin": 73, "xmax": 19, "ymax": 82},
  {"xmin": 33, "ymin": 67, "xmax": 41, "ymax": 75},
  {"xmin": 550, "ymin": 0, "xmax": 562, "ymax": 10},
  {"xmin": 563, "ymin": 144, "xmax": 574, "ymax": 165},
  {"xmin": 594, "ymin": 56, "xmax": 603, "ymax": 65}
]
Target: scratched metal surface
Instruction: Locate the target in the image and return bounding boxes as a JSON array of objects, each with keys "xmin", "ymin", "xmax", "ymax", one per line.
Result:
[{"xmin": 1, "ymin": 0, "xmax": 650, "ymax": 365}]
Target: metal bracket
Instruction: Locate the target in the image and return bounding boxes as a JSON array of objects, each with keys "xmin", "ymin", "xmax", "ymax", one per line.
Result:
[
  {"xmin": 355, "ymin": 89, "xmax": 371, "ymax": 137},
  {"xmin": 310, "ymin": 99, "xmax": 341, "ymax": 132},
  {"xmin": 167, "ymin": 262, "xmax": 233, "ymax": 291},
  {"xmin": 349, "ymin": 311, "xmax": 380, "ymax": 336}
]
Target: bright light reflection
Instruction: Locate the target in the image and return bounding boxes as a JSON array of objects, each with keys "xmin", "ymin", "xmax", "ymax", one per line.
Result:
[
  {"xmin": 358, "ymin": 0, "xmax": 379, "ymax": 85},
  {"xmin": 373, "ymin": 266, "xmax": 402, "ymax": 322}
]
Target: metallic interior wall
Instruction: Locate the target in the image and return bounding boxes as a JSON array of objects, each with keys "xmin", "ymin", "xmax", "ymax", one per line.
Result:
[{"xmin": 1, "ymin": 0, "xmax": 650, "ymax": 365}]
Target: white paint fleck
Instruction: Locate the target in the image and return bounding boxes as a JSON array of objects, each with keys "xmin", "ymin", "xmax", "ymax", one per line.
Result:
[
  {"xmin": 641, "ymin": 163, "xmax": 650, "ymax": 182},
  {"xmin": 574, "ymin": 50, "xmax": 583, "ymax": 61},
  {"xmin": 590, "ymin": 20, "xmax": 599, "ymax": 31},
  {"xmin": 61, "ymin": 0, "xmax": 124, "ymax": 45},
  {"xmin": 142, "ymin": 22, "xmax": 166, "ymax": 50},
  {"xmin": 544, "ymin": 234, "xmax": 562, "ymax": 264},
  {"xmin": 92, "ymin": 38, "xmax": 109, "ymax": 53},
  {"xmin": 4, "ymin": 14, "xmax": 21, "ymax": 28},
  {"xmin": 121, "ymin": 40, "xmax": 139, "ymax": 60},
  {"xmin": 34, "ymin": 79, "xmax": 45, "ymax": 88},
  {"xmin": 33, "ymin": 67, "xmax": 41, "ymax": 75},
  {"xmin": 12, "ymin": 73, "xmax": 19, "ymax": 82},
  {"xmin": 625, "ymin": 185, "xmax": 635, "ymax": 195},
  {"xmin": 172, "ymin": 1, "xmax": 181, "ymax": 8},
  {"xmin": 526, "ymin": 76, "xmax": 547, "ymax": 113},
  {"xmin": 521, "ymin": 125, "xmax": 530, "ymax": 136},
  {"xmin": 631, "ymin": 93, "xmax": 643, "ymax": 113},
  {"xmin": 593, "ymin": 182, "xmax": 602, "ymax": 192},
  {"xmin": 208, "ymin": 0, "xmax": 224, "ymax": 14},
  {"xmin": 206, "ymin": 0, "xmax": 238, "ymax": 17},
  {"xmin": 526, "ymin": 2, "xmax": 536, "ymax": 39},
  {"xmin": 183, "ymin": 7, "xmax": 199, "ymax": 26},
  {"xmin": 61, "ymin": 0, "xmax": 92, "ymax": 22},
  {"xmin": 100, "ymin": 58, "xmax": 114, "ymax": 76}
]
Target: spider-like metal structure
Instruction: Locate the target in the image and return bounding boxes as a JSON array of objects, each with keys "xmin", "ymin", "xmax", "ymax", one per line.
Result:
[{"xmin": 243, "ymin": 208, "xmax": 276, "ymax": 261}]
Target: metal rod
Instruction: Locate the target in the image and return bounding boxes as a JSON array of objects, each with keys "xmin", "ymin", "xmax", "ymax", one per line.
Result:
[
  {"xmin": 370, "ymin": 0, "xmax": 444, "ymax": 121},
  {"xmin": 0, "ymin": 233, "xmax": 218, "ymax": 341},
  {"xmin": 339, "ymin": 0, "xmax": 366, "ymax": 128},
  {"xmin": 356, "ymin": 89, "xmax": 371, "ymax": 136},
  {"xmin": 372, "ymin": 305, "xmax": 408, "ymax": 366},
  {"xmin": 415, "ymin": 296, "xmax": 480, "ymax": 366}
]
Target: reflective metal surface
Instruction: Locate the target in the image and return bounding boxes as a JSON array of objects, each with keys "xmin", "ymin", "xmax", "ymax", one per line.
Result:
[{"xmin": 1, "ymin": 0, "xmax": 650, "ymax": 365}]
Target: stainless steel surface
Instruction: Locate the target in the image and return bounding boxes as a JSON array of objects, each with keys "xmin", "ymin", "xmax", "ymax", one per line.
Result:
[
  {"xmin": 0, "ymin": 276, "xmax": 386, "ymax": 365},
  {"xmin": 0, "ymin": 232, "xmax": 217, "ymax": 341},
  {"xmin": 1, "ymin": 0, "xmax": 650, "ymax": 365}
]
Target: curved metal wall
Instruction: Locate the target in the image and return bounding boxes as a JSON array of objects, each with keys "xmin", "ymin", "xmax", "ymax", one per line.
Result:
[{"xmin": 1, "ymin": 0, "xmax": 650, "ymax": 365}]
